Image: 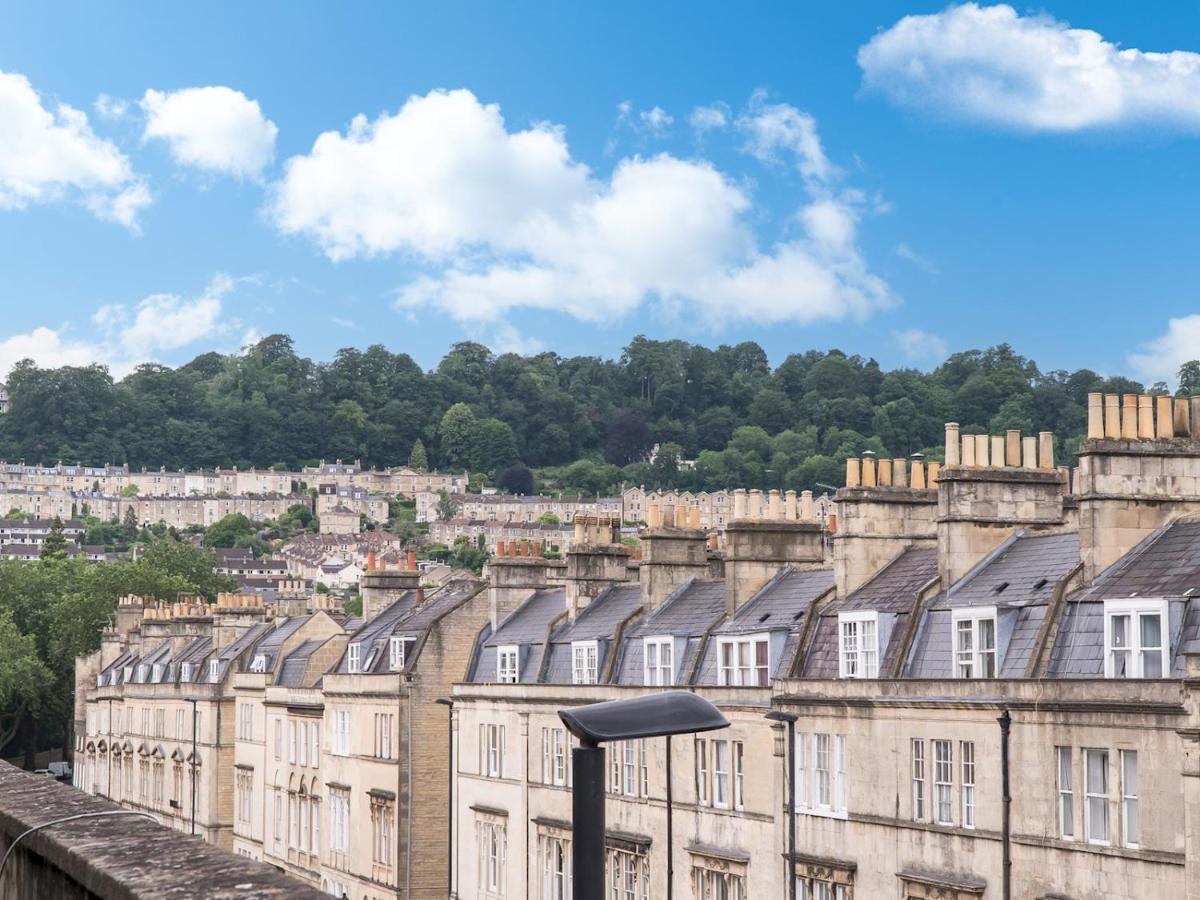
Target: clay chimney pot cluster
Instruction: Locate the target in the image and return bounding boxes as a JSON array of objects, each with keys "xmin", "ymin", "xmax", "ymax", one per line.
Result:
[{"xmin": 1087, "ymin": 391, "xmax": 1200, "ymax": 443}]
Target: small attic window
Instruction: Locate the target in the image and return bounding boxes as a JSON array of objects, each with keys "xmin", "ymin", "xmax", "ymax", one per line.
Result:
[
  {"xmin": 758, "ymin": 612, "xmax": 771, "ymax": 623},
  {"xmin": 993, "ymin": 582, "xmax": 1009, "ymax": 595},
  {"xmin": 1034, "ymin": 578, "xmax": 1049, "ymax": 591},
  {"xmin": 792, "ymin": 610, "xmax": 803, "ymax": 621}
]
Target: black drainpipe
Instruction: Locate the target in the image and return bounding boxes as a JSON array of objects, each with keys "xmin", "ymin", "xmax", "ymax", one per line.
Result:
[{"xmin": 998, "ymin": 708, "xmax": 1011, "ymax": 900}]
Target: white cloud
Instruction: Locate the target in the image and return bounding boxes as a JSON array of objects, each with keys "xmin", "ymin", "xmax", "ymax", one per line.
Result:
[
  {"xmin": 858, "ymin": 3, "xmax": 1200, "ymax": 131},
  {"xmin": 141, "ymin": 86, "xmax": 278, "ymax": 178},
  {"xmin": 271, "ymin": 89, "xmax": 893, "ymax": 331},
  {"xmin": 895, "ymin": 242, "xmax": 937, "ymax": 274},
  {"xmin": 690, "ymin": 103, "xmax": 729, "ymax": 135},
  {"xmin": 330, "ymin": 316, "xmax": 357, "ymax": 329},
  {"xmin": 94, "ymin": 94, "xmax": 130, "ymax": 120},
  {"xmin": 1128, "ymin": 316, "xmax": 1200, "ymax": 387},
  {"xmin": 895, "ymin": 328, "xmax": 948, "ymax": 362},
  {"xmin": 0, "ymin": 69, "xmax": 150, "ymax": 228},
  {"xmin": 736, "ymin": 91, "xmax": 835, "ymax": 181},
  {"xmin": 0, "ymin": 274, "xmax": 245, "ymax": 379},
  {"xmin": 639, "ymin": 106, "xmax": 673, "ymax": 135}
]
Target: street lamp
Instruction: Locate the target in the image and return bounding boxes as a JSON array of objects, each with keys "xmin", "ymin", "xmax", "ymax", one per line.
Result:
[
  {"xmin": 559, "ymin": 692, "xmax": 729, "ymax": 900},
  {"xmin": 765, "ymin": 710, "xmax": 799, "ymax": 900}
]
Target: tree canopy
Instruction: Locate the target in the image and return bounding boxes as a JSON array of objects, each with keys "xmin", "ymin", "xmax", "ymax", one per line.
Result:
[{"xmin": 0, "ymin": 335, "xmax": 1191, "ymax": 497}]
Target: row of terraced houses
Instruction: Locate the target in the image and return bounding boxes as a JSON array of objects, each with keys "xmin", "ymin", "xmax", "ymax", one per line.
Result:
[{"xmin": 74, "ymin": 393, "xmax": 1200, "ymax": 899}]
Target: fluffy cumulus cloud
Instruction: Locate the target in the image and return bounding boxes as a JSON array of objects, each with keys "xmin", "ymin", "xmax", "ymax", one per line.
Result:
[
  {"xmin": 270, "ymin": 88, "xmax": 892, "ymax": 332},
  {"xmin": 690, "ymin": 103, "xmax": 730, "ymax": 135},
  {"xmin": 858, "ymin": 3, "xmax": 1200, "ymax": 131},
  {"xmin": 0, "ymin": 69, "xmax": 150, "ymax": 228},
  {"xmin": 1128, "ymin": 316, "xmax": 1200, "ymax": 387},
  {"xmin": 736, "ymin": 91, "xmax": 835, "ymax": 180},
  {"xmin": 894, "ymin": 328, "xmax": 949, "ymax": 362},
  {"xmin": 141, "ymin": 86, "xmax": 278, "ymax": 178},
  {"xmin": 0, "ymin": 274, "xmax": 242, "ymax": 379}
]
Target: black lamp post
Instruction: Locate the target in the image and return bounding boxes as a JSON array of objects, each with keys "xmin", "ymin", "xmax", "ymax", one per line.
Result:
[
  {"xmin": 765, "ymin": 710, "xmax": 798, "ymax": 900},
  {"xmin": 559, "ymin": 691, "xmax": 729, "ymax": 900}
]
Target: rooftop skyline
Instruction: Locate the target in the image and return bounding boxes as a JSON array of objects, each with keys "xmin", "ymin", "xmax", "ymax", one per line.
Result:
[{"xmin": 3, "ymin": 2, "xmax": 1199, "ymax": 384}]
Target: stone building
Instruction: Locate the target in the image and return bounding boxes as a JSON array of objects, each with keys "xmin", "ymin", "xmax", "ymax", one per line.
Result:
[{"xmin": 72, "ymin": 393, "xmax": 1200, "ymax": 900}]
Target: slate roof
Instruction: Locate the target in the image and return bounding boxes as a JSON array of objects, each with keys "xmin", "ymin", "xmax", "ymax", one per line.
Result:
[
  {"xmin": 543, "ymin": 584, "xmax": 643, "ymax": 684},
  {"xmin": 932, "ymin": 531, "xmax": 1079, "ymax": 610},
  {"xmin": 1072, "ymin": 520, "xmax": 1200, "ymax": 602},
  {"xmin": 471, "ymin": 587, "xmax": 567, "ymax": 683},
  {"xmin": 802, "ymin": 547, "xmax": 938, "ymax": 678},
  {"xmin": 613, "ymin": 578, "xmax": 727, "ymax": 685},
  {"xmin": 277, "ymin": 639, "xmax": 325, "ymax": 687}
]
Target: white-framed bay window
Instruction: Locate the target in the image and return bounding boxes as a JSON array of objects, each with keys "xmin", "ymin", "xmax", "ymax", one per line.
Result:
[
  {"xmin": 497, "ymin": 645, "xmax": 519, "ymax": 683},
  {"xmin": 951, "ymin": 607, "xmax": 997, "ymax": 678},
  {"xmin": 716, "ymin": 633, "xmax": 770, "ymax": 687},
  {"xmin": 837, "ymin": 611, "xmax": 879, "ymax": 678},
  {"xmin": 1104, "ymin": 599, "xmax": 1167, "ymax": 678},
  {"xmin": 643, "ymin": 636, "xmax": 675, "ymax": 686},
  {"xmin": 572, "ymin": 641, "xmax": 598, "ymax": 685}
]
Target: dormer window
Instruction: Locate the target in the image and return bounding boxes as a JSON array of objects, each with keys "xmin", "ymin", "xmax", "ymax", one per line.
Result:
[
  {"xmin": 716, "ymin": 634, "xmax": 770, "ymax": 687},
  {"xmin": 643, "ymin": 637, "xmax": 675, "ymax": 686},
  {"xmin": 347, "ymin": 642, "xmax": 362, "ymax": 674},
  {"xmin": 250, "ymin": 654, "xmax": 267, "ymax": 673},
  {"xmin": 571, "ymin": 641, "xmax": 598, "ymax": 685},
  {"xmin": 838, "ymin": 611, "xmax": 880, "ymax": 679},
  {"xmin": 136, "ymin": 664, "xmax": 148, "ymax": 683},
  {"xmin": 96, "ymin": 674, "xmax": 104, "ymax": 688},
  {"xmin": 1104, "ymin": 599, "xmax": 1167, "ymax": 678},
  {"xmin": 180, "ymin": 663, "xmax": 192, "ymax": 682},
  {"xmin": 951, "ymin": 607, "xmax": 997, "ymax": 678},
  {"xmin": 496, "ymin": 645, "xmax": 520, "ymax": 683},
  {"xmin": 208, "ymin": 660, "xmax": 220, "ymax": 683},
  {"xmin": 388, "ymin": 637, "xmax": 411, "ymax": 671},
  {"xmin": 122, "ymin": 666, "xmax": 133, "ymax": 683},
  {"xmin": 151, "ymin": 664, "xmax": 164, "ymax": 683}
]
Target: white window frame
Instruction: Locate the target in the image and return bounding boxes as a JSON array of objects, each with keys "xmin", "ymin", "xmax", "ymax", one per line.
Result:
[
  {"xmin": 389, "ymin": 636, "xmax": 406, "ymax": 671},
  {"xmin": 961, "ymin": 740, "xmax": 976, "ymax": 829},
  {"xmin": 249, "ymin": 654, "xmax": 266, "ymax": 673},
  {"xmin": 1084, "ymin": 748, "xmax": 1110, "ymax": 845},
  {"xmin": 911, "ymin": 738, "xmax": 926, "ymax": 821},
  {"xmin": 837, "ymin": 611, "xmax": 879, "ymax": 678},
  {"xmin": 1120, "ymin": 749, "xmax": 1139, "ymax": 849},
  {"xmin": 716, "ymin": 633, "xmax": 771, "ymax": 687},
  {"xmin": 497, "ymin": 645, "xmax": 519, "ymax": 683},
  {"xmin": 643, "ymin": 636, "xmax": 675, "ymax": 686},
  {"xmin": 712, "ymin": 739, "xmax": 730, "ymax": 809},
  {"xmin": 571, "ymin": 640, "xmax": 598, "ymax": 685},
  {"xmin": 1103, "ymin": 599, "xmax": 1168, "ymax": 679},
  {"xmin": 1056, "ymin": 746, "xmax": 1075, "ymax": 839},
  {"xmin": 347, "ymin": 642, "xmax": 362, "ymax": 674},
  {"xmin": 208, "ymin": 660, "xmax": 220, "ymax": 683},
  {"xmin": 333, "ymin": 710, "xmax": 350, "ymax": 756},
  {"xmin": 933, "ymin": 739, "xmax": 953, "ymax": 825},
  {"xmin": 951, "ymin": 607, "xmax": 997, "ymax": 678}
]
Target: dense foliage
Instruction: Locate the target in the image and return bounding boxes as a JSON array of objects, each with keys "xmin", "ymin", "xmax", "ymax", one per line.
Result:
[
  {"xmin": 0, "ymin": 539, "xmax": 237, "ymax": 760},
  {"xmin": 0, "ymin": 335, "xmax": 1188, "ymax": 497}
]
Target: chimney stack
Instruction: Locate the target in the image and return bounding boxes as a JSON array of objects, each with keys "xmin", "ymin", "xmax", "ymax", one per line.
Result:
[
  {"xmin": 834, "ymin": 453, "xmax": 937, "ymax": 597},
  {"xmin": 1078, "ymin": 391, "xmax": 1200, "ymax": 579},
  {"xmin": 565, "ymin": 516, "xmax": 631, "ymax": 619},
  {"xmin": 723, "ymin": 491, "xmax": 825, "ymax": 615},
  {"xmin": 639, "ymin": 513, "xmax": 709, "ymax": 612},
  {"xmin": 936, "ymin": 425, "xmax": 1067, "ymax": 586}
]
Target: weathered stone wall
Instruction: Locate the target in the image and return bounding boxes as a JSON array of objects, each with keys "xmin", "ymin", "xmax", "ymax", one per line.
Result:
[
  {"xmin": 0, "ymin": 761, "xmax": 327, "ymax": 898},
  {"xmin": 723, "ymin": 520, "xmax": 824, "ymax": 613},
  {"xmin": 937, "ymin": 466, "xmax": 1065, "ymax": 584},
  {"xmin": 1077, "ymin": 438, "xmax": 1200, "ymax": 579},
  {"xmin": 833, "ymin": 486, "xmax": 937, "ymax": 596}
]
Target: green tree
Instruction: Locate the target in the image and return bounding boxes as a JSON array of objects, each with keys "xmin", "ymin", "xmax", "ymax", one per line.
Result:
[
  {"xmin": 436, "ymin": 490, "xmax": 459, "ymax": 522},
  {"xmin": 121, "ymin": 507, "xmax": 140, "ymax": 543},
  {"xmin": 409, "ymin": 438, "xmax": 429, "ymax": 471},
  {"xmin": 39, "ymin": 516, "xmax": 69, "ymax": 561},
  {"xmin": 439, "ymin": 403, "xmax": 477, "ymax": 468},
  {"xmin": 203, "ymin": 513, "xmax": 257, "ymax": 549},
  {"xmin": 1179, "ymin": 361, "xmax": 1200, "ymax": 395}
]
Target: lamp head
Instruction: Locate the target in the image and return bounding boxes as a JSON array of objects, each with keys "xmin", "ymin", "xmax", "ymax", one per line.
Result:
[{"xmin": 558, "ymin": 691, "xmax": 729, "ymax": 747}]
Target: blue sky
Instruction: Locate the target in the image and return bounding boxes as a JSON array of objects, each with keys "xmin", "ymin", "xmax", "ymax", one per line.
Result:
[{"xmin": 2, "ymin": 1, "xmax": 1200, "ymax": 384}]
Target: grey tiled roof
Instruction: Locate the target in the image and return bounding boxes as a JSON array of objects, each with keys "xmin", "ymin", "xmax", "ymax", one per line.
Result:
[
  {"xmin": 614, "ymin": 579, "xmax": 727, "ymax": 685},
  {"xmin": 551, "ymin": 583, "xmax": 643, "ymax": 643},
  {"xmin": 722, "ymin": 568, "xmax": 834, "ymax": 636},
  {"xmin": 1074, "ymin": 520, "xmax": 1200, "ymax": 602},
  {"xmin": 801, "ymin": 548, "xmax": 938, "ymax": 678},
  {"xmin": 277, "ymin": 639, "xmax": 324, "ymax": 687},
  {"xmin": 933, "ymin": 532, "xmax": 1080, "ymax": 610},
  {"xmin": 841, "ymin": 548, "xmax": 939, "ymax": 614},
  {"xmin": 483, "ymin": 589, "xmax": 565, "ymax": 646}
]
